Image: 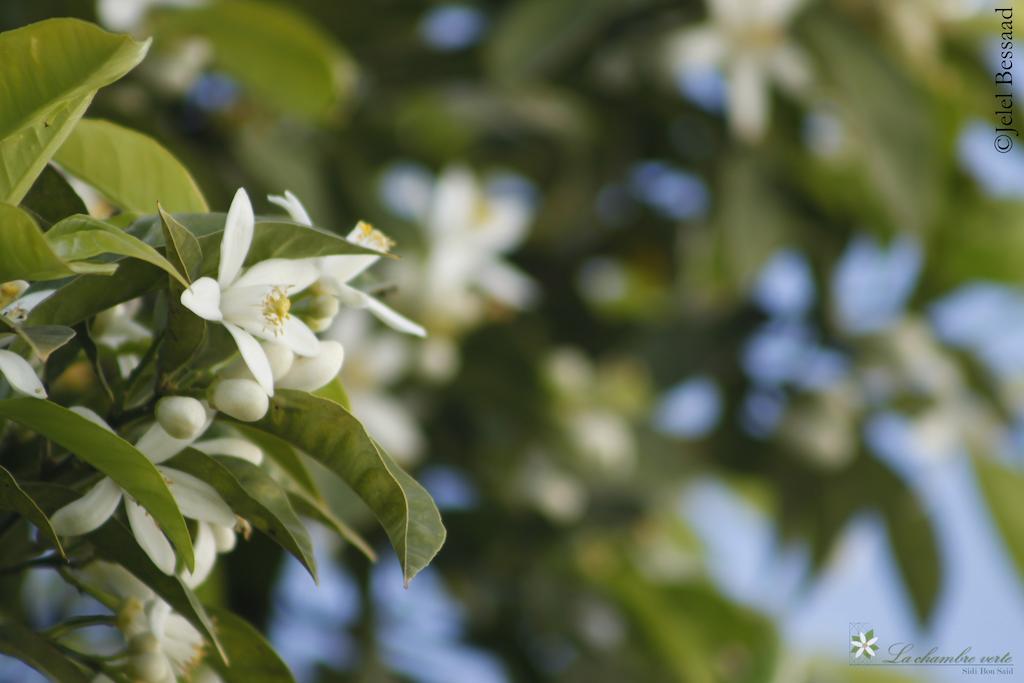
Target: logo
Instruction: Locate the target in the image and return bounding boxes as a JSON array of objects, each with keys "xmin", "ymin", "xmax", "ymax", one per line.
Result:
[
  {"xmin": 850, "ymin": 628, "xmax": 879, "ymax": 660},
  {"xmin": 848, "ymin": 622, "xmax": 1015, "ymax": 675}
]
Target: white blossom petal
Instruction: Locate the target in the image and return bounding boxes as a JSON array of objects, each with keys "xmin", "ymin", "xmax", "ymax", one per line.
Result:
[
  {"xmin": 135, "ymin": 422, "xmax": 201, "ymax": 465},
  {"xmin": 180, "ymin": 277, "xmax": 223, "ymax": 322},
  {"xmin": 728, "ymin": 56, "xmax": 769, "ymax": 142},
  {"xmin": 159, "ymin": 467, "xmax": 236, "ymax": 527},
  {"xmin": 667, "ymin": 26, "xmax": 726, "ymax": 70},
  {"xmin": 125, "ymin": 499, "xmax": 177, "ymax": 575},
  {"xmin": 318, "ymin": 254, "xmax": 380, "ymax": 285},
  {"xmin": 0, "ymin": 350, "xmax": 46, "ymax": 398},
  {"xmin": 267, "ymin": 190, "xmax": 313, "ymax": 226},
  {"xmin": 218, "ymin": 188, "xmax": 255, "ymax": 288},
  {"xmin": 275, "ymin": 317, "xmax": 321, "ymax": 357},
  {"xmin": 180, "ymin": 522, "xmax": 217, "ymax": 588},
  {"xmin": 232, "ymin": 258, "xmax": 320, "ymax": 292},
  {"xmin": 427, "ymin": 167, "xmax": 477, "ymax": 237},
  {"xmin": 223, "ymin": 322, "xmax": 274, "ymax": 396},
  {"xmin": 276, "ymin": 340, "xmax": 344, "ymax": 391},
  {"xmin": 192, "ymin": 437, "xmax": 263, "ymax": 465},
  {"xmin": 362, "ymin": 295, "xmax": 426, "ymax": 337},
  {"xmin": 50, "ymin": 478, "xmax": 123, "ymax": 536}
]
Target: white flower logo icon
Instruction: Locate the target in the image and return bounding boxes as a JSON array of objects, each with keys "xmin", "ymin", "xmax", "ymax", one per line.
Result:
[{"xmin": 851, "ymin": 630, "xmax": 879, "ymax": 659}]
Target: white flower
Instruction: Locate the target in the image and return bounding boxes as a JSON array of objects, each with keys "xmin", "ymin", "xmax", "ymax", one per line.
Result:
[
  {"xmin": 417, "ymin": 167, "xmax": 537, "ymax": 328},
  {"xmin": 50, "ymin": 408, "xmax": 234, "ymax": 575},
  {"xmin": 210, "ymin": 378, "xmax": 269, "ymax": 422},
  {"xmin": 275, "ymin": 340, "xmax": 345, "ymax": 392},
  {"xmin": 77, "ymin": 561, "xmax": 205, "ymax": 681},
  {"xmin": 267, "ymin": 190, "xmax": 426, "ymax": 337},
  {"xmin": 666, "ymin": 0, "xmax": 813, "ymax": 141},
  {"xmin": 180, "ymin": 188, "xmax": 321, "ymax": 395}
]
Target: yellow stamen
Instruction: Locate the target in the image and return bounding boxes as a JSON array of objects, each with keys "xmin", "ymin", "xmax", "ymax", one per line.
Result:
[
  {"xmin": 262, "ymin": 286, "xmax": 292, "ymax": 335},
  {"xmin": 349, "ymin": 221, "xmax": 395, "ymax": 253}
]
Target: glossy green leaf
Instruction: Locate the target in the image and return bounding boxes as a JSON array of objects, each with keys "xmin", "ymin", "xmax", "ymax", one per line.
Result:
[
  {"xmin": 87, "ymin": 518, "xmax": 226, "ymax": 664},
  {"xmin": 19, "ymin": 164, "xmax": 87, "ymax": 228},
  {"xmin": 156, "ymin": 206, "xmax": 207, "ymax": 389},
  {"xmin": 0, "ymin": 399, "xmax": 194, "ymax": 571},
  {"xmin": 287, "ymin": 488, "xmax": 376, "ymax": 562},
  {"xmin": 154, "ymin": 0, "xmax": 354, "ymax": 121},
  {"xmin": 27, "ymin": 260, "xmax": 162, "ymax": 327},
  {"xmin": 207, "ymin": 608, "xmax": 295, "ymax": 683},
  {"xmin": 246, "ymin": 390, "xmax": 444, "ymax": 585},
  {"xmin": 55, "ymin": 119, "xmax": 208, "ymax": 213},
  {"xmin": 229, "ymin": 423, "xmax": 323, "ymax": 502},
  {"xmin": 0, "ymin": 620, "xmax": 90, "ymax": 683},
  {"xmin": 975, "ymin": 456, "xmax": 1024, "ymax": 582},
  {"xmin": 0, "ymin": 465, "xmax": 65, "ymax": 558},
  {"xmin": 0, "ymin": 203, "xmax": 76, "ymax": 281},
  {"xmin": 168, "ymin": 448, "xmax": 318, "ymax": 582},
  {"xmin": 46, "ymin": 214, "xmax": 189, "ymax": 287},
  {"xmin": 0, "ymin": 315, "xmax": 75, "ymax": 362},
  {"xmin": 0, "ymin": 19, "xmax": 150, "ymax": 203}
]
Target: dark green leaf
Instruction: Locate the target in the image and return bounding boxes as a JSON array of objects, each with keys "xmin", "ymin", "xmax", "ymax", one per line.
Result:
[
  {"xmin": 206, "ymin": 608, "xmax": 295, "ymax": 683},
  {"xmin": 0, "ymin": 203, "xmax": 76, "ymax": 281},
  {"xmin": 882, "ymin": 494, "xmax": 941, "ymax": 624},
  {"xmin": 975, "ymin": 456, "xmax": 1024, "ymax": 584},
  {"xmin": 0, "ymin": 465, "xmax": 65, "ymax": 558},
  {"xmin": 287, "ymin": 488, "xmax": 376, "ymax": 562},
  {"xmin": 19, "ymin": 164, "xmax": 87, "ymax": 228},
  {"xmin": 246, "ymin": 390, "xmax": 444, "ymax": 585}
]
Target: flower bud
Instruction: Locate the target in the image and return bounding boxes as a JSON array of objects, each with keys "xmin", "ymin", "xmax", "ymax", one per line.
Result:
[
  {"xmin": 262, "ymin": 342, "xmax": 294, "ymax": 380},
  {"xmin": 130, "ymin": 650, "xmax": 170, "ymax": 683},
  {"xmin": 211, "ymin": 523, "xmax": 237, "ymax": 552},
  {"xmin": 155, "ymin": 396, "xmax": 206, "ymax": 440},
  {"xmin": 0, "ymin": 280, "xmax": 28, "ymax": 307},
  {"xmin": 276, "ymin": 341, "xmax": 344, "ymax": 391},
  {"xmin": 211, "ymin": 379, "xmax": 269, "ymax": 422}
]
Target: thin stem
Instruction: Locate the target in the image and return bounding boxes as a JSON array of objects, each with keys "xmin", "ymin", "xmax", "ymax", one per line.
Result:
[{"xmin": 45, "ymin": 615, "xmax": 118, "ymax": 640}]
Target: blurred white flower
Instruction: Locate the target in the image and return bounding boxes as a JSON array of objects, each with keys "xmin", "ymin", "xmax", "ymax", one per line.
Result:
[
  {"xmin": 50, "ymin": 408, "xmax": 234, "ymax": 575},
  {"xmin": 267, "ymin": 190, "xmax": 426, "ymax": 337},
  {"xmin": 666, "ymin": 0, "xmax": 813, "ymax": 141},
  {"xmin": 415, "ymin": 167, "xmax": 537, "ymax": 328},
  {"xmin": 181, "ymin": 188, "xmax": 321, "ymax": 395},
  {"xmin": 96, "ymin": 0, "xmax": 205, "ymax": 32},
  {"xmin": 77, "ymin": 561, "xmax": 206, "ymax": 681}
]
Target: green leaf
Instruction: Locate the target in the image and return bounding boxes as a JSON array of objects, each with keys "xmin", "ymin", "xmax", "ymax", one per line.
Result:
[
  {"xmin": 313, "ymin": 376, "xmax": 350, "ymax": 410},
  {"xmin": 157, "ymin": 207, "xmax": 207, "ymax": 387},
  {"xmin": 19, "ymin": 164, "xmax": 88, "ymax": 228},
  {"xmin": 882, "ymin": 493, "xmax": 941, "ymax": 625},
  {"xmin": 87, "ymin": 518, "xmax": 226, "ymax": 664},
  {"xmin": 46, "ymin": 214, "xmax": 190, "ymax": 287},
  {"xmin": 0, "ymin": 399, "xmax": 194, "ymax": 572},
  {"xmin": 27, "ymin": 260, "xmax": 163, "ymax": 327},
  {"xmin": 0, "ymin": 203, "xmax": 76, "ymax": 281},
  {"xmin": 167, "ymin": 448, "xmax": 318, "ymax": 582},
  {"xmin": 0, "ymin": 465, "xmax": 65, "ymax": 558},
  {"xmin": 975, "ymin": 456, "xmax": 1024, "ymax": 583},
  {"xmin": 0, "ymin": 315, "xmax": 75, "ymax": 362},
  {"xmin": 153, "ymin": 0, "xmax": 354, "ymax": 121},
  {"xmin": 0, "ymin": 19, "xmax": 150, "ymax": 203},
  {"xmin": 206, "ymin": 608, "xmax": 295, "ymax": 683},
  {"xmin": 0, "ymin": 620, "xmax": 91, "ymax": 683},
  {"xmin": 55, "ymin": 119, "xmax": 208, "ymax": 213},
  {"xmin": 287, "ymin": 488, "xmax": 376, "ymax": 562},
  {"xmin": 246, "ymin": 390, "xmax": 445, "ymax": 585},
  {"xmin": 229, "ymin": 423, "xmax": 323, "ymax": 502}
]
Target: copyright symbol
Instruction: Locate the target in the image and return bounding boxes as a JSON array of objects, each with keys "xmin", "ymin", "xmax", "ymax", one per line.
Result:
[{"xmin": 995, "ymin": 134, "xmax": 1014, "ymax": 153}]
